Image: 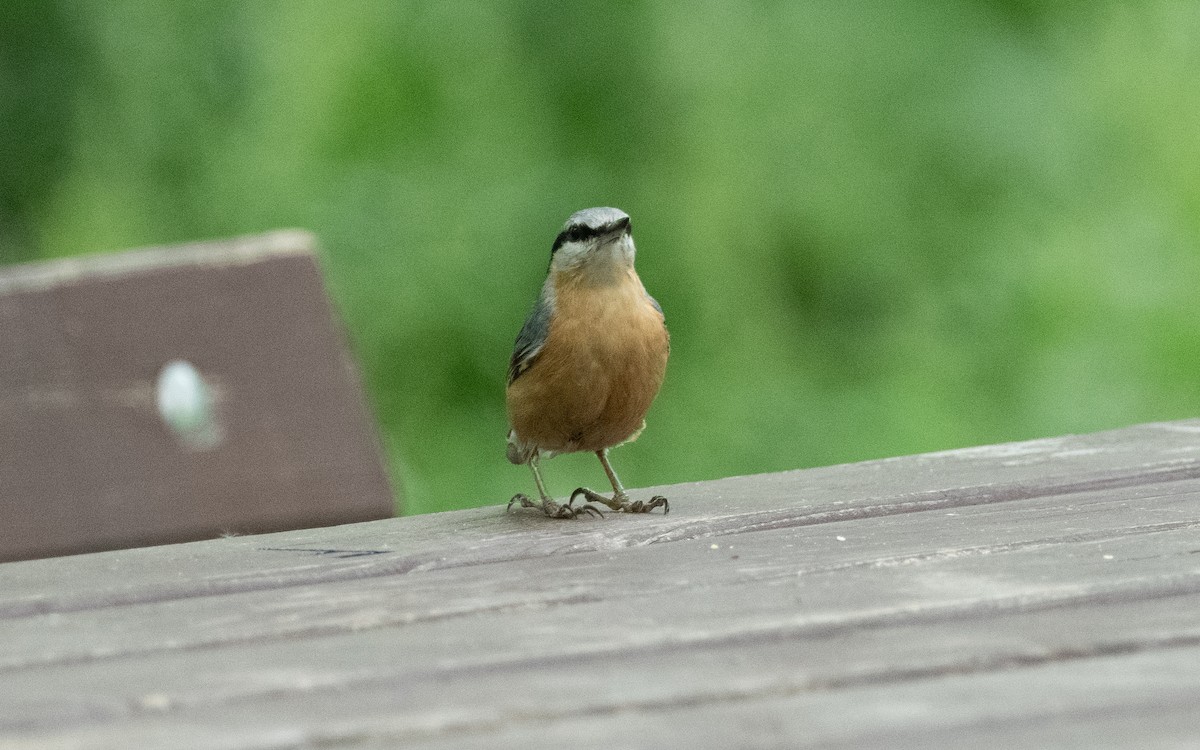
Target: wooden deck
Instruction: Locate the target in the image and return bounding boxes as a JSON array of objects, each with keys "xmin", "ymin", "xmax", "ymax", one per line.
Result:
[{"xmin": 4, "ymin": 419, "xmax": 1200, "ymax": 748}]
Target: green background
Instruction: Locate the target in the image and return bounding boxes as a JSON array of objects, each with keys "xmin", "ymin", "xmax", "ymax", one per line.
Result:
[{"xmin": 3, "ymin": 2, "xmax": 1198, "ymax": 515}]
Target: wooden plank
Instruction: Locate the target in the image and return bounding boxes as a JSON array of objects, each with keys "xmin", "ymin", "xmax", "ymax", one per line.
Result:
[
  {"xmin": 1, "ymin": 419, "xmax": 1199, "ymax": 747},
  {"xmin": 25, "ymin": 643, "xmax": 1198, "ymax": 749},
  {"xmin": 2, "ymin": 477, "xmax": 1200, "ymax": 744},
  {"xmin": 0, "ymin": 231, "xmax": 395, "ymax": 562},
  {"xmin": 4, "ymin": 523, "xmax": 1199, "ymax": 706},
  {"xmin": 352, "ymin": 647, "xmax": 1200, "ymax": 750},
  {"xmin": 1, "ymin": 475, "xmax": 1197, "ymax": 672},
  {"xmin": 2, "ymin": 418, "xmax": 1197, "ymax": 615},
  {"xmin": 4, "ymin": 588, "xmax": 1200, "ymax": 747}
]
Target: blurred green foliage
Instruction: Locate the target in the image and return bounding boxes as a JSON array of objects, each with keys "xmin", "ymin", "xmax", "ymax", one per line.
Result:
[{"xmin": 2, "ymin": 2, "xmax": 1199, "ymax": 514}]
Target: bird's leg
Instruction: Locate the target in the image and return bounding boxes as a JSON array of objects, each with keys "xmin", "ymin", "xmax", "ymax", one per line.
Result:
[
  {"xmin": 508, "ymin": 452, "xmax": 603, "ymax": 519},
  {"xmin": 571, "ymin": 449, "xmax": 669, "ymax": 514}
]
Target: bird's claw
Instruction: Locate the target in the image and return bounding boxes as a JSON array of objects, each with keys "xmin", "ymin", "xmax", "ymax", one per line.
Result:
[
  {"xmin": 507, "ymin": 493, "xmax": 603, "ymax": 519},
  {"xmin": 571, "ymin": 487, "xmax": 670, "ymax": 515},
  {"xmin": 507, "ymin": 493, "xmax": 538, "ymax": 512},
  {"xmin": 556, "ymin": 497, "xmax": 604, "ymax": 519}
]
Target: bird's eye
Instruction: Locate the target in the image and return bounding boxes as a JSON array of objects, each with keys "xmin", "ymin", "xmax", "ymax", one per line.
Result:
[{"xmin": 567, "ymin": 225, "xmax": 588, "ymax": 242}]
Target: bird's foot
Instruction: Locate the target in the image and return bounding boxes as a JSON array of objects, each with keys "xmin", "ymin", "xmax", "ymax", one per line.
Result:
[
  {"xmin": 570, "ymin": 487, "xmax": 669, "ymax": 515},
  {"xmin": 507, "ymin": 493, "xmax": 603, "ymax": 519}
]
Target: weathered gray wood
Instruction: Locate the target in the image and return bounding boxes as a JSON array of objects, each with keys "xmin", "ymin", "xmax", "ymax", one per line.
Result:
[
  {"xmin": 2, "ymin": 419, "xmax": 1198, "ymax": 615},
  {"xmin": 1, "ymin": 476, "xmax": 1197, "ymax": 674},
  {"xmin": 0, "ymin": 420, "xmax": 1198, "ymax": 747},
  {"xmin": 5, "ymin": 520, "xmax": 1200, "ymax": 713},
  {"xmin": 0, "ymin": 231, "xmax": 395, "ymax": 562},
  {"xmin": 19, "ymin": 643, "xmax": 1195, "ymax": 750}
]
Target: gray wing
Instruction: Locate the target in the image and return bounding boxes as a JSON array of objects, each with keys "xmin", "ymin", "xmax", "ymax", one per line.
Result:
[
  {"xmin": 507, "ymin": 291, "xmax": 552, "ymax": 385},
  {"xmin": 647, "ymin": 294, "xmax": 664, "ymax": 317}
]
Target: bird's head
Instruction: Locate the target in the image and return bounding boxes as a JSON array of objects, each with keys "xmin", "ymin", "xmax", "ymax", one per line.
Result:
[{"xmin": 548, "ymin": 207, "xmax": 635, "ymax": 279}]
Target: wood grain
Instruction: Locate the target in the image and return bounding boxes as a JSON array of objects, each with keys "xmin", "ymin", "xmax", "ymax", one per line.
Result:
[{"xmin": 1, "ymin": 419, "xmax": 1198, "ymax": 747}]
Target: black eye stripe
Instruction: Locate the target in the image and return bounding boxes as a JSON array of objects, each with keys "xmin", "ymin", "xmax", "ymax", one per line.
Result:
[
  {"xmin": 551, "ymin": 225, "xmax": 593, "ymax": 253},
  {"xmin": 549, "ymin": 217, "xmax": 630, "ymax": 254}
]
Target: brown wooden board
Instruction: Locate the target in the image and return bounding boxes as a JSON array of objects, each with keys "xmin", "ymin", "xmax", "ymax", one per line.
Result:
[
  {"xmin": 3, "ymin": 418, "xmax": 1197, "ymax": 615},
  {"xmin": 0, "ymin": 231, "xmax": 395, "ymax": 562},
  {"xmin": 0, "ymin": 420, "xmax": 1198, "ymax": 747}
]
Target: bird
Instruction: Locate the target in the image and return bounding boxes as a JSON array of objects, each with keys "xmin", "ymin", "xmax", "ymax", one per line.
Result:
[{"xmin": 505, "ymin": 207, "xmax": 670, "ymax": 519}]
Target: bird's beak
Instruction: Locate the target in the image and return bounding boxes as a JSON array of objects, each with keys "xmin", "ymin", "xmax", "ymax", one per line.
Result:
[{"xmin": 605, "ymin": 216, "xmax": 631, "ymax": 238}]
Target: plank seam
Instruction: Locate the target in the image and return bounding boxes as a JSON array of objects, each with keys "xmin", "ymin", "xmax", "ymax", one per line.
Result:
[
  {"xmin": 2, "ymin": 461, "xmax": 1198, "ymax": 621},
  {"xmin": 7, "ymin": 586, "xmax": 1200, "ymax": 738},
  {"xmin": 4, "ymin": 517, "xmax": 1198, "ymax": 676}
]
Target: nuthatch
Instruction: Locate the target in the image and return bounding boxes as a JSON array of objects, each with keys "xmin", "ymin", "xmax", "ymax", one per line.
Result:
[{"xmin": 506, "ymin": 207, "xmax": 670, "ymax": 519}]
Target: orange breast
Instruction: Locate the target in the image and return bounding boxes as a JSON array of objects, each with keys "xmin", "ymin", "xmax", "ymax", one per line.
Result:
[{"xmin": 506, "ymin": 269, "xmax": 668, "ymax": 455}]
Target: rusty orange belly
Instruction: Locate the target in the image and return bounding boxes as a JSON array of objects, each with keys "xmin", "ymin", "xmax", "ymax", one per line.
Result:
[{"xmin": 507, "ymin": 270, "xmax": 668, "ymax": 456}]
